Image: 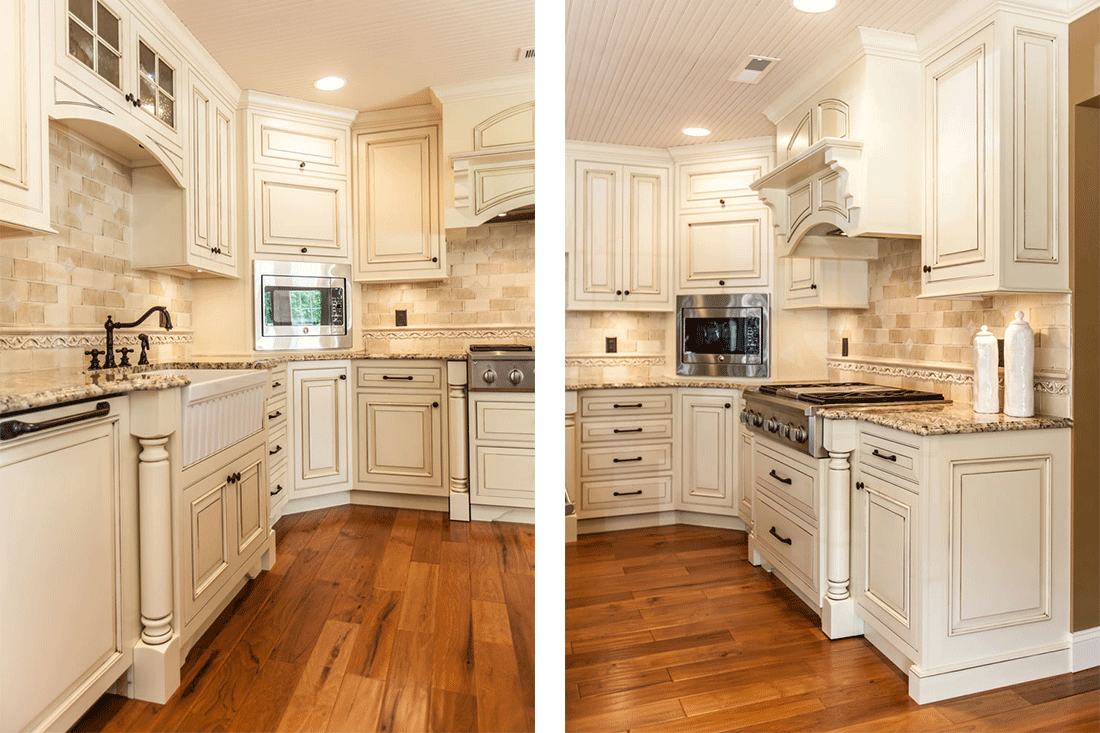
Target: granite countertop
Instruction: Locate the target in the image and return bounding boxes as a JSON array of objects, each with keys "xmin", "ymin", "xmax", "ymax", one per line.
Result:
[
  {"xmin": 815, "ymin": 401, "xmax": 1073, "ymax": 436},
  {"xmin": 567, "ymin": 378, "xmax": 754, "ymax": 391},
  {"xmin": 0, "ymin": 352, "xmax": 470, "ymax": 415}
]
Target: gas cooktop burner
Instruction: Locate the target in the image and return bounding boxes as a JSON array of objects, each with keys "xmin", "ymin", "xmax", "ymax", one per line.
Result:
[{"xmin": 758, "ymin": 382, "xmax": 946, "ymax": 406}]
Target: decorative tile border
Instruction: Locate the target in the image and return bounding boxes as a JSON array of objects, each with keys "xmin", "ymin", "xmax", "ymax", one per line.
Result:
[
  {"xmin": 827, "ymin": 358, "xmax": 1069, "ymax": 395},
  {"xmin": 0, "ymin": 330, "xmax": 193, "ymax": 350},
  {"xmin": 362, "ymin": 327, "xmax": 534, "ymax": 340},
  {"xmin": 565, "ymin": 354, "xmax": 666, "ymax": 367}
]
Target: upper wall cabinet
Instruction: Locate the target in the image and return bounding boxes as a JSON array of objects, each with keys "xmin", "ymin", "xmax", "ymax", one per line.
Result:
[
  {"xmin": 567, "ymin": 144, "xmax": 673, "ymax": 311},
  {"xmin": 353, "ymin": 120, "xmax": 444, "ymax": 282},
  {"xmin": 678, "ymin": 206, "xmax": 771, "ymax": 292},
  {"xmin": 51, "ymin": 0, "xmax": 187, "ymax": 183},
  {"xmin": 241, "ymin": 91, "xmax": 356, "ymax": 262},
  {"xmin": 1, "ymin": 0, "xmax": 53, "ymax": 235},
  {"xmin": 921, "ymin": 11, "xmax": 1068, "ymax": 297},
  {"xmin": 750, "ymin": 28, "xmax": 923, "ymax": 260},
  {"xmin": 782, "ymin": 257, "xmax": 869, "ymax": 310}
]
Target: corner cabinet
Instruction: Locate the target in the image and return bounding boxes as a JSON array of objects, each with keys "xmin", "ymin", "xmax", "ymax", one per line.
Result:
[
  {"xmin": 1, "ymin": 0, "xmax": 52, "ymax": 235},
  {"xmin": 353, "ymin": 124, "xmax": 445, "ymax": 282},
  {"xmin": 567, "ymin": 148, "xmax": 672, "ymax": 311},
  {"xmin": 677, "ymin": 390, "xmax": 738, "ymax": 513},
  {"xmin": 290, "ymin": 361, "xmax": 351, "ymax": 497},
  {"xmin": 922, "ymin": 12, "xmax": 1069, "ymax": 297}
]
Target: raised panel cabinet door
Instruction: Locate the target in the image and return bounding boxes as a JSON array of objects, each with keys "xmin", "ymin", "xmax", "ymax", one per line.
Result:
[
  {"xmin": 924, "ymin": 24, "xmax": 996, "ymax": 283},
  {"xmin": 472, "ymin": 445, "xmax": 535, "ymax": 508},
  {"xmin": 356, "ymin": 392, "xmax": 444, "ymax": 493},
  {"xmin": 623, "ymin": 165, "xmax": 669, "ymax": 303},
  {"xmin": 678, "ymin": 393, "xmax": 736, "ymax": 511},
  {"xmin": 235, "ymin": 456, "xmax": 266, "ymax": 557},
  {"xmin": 0, "ymin": 419, "xmax": 122, "ymax": 733},
  {"xmin": 183, "ymin": 477, "xmax": 231, "ymax": 624},
  {"xmin": 355, "ymin": 126, "xmax": 442, "ymax": 279},
  {"xmin": 785, "ymin": 258, "xmax": 819, "ymax": 305},
  {"xmin": 189, "ymin": 78, "xmax": 212, "ymax": 257},
  {"xmin": 739, "ymin": 430, "xmax": 753, "ymax": 519},
  {"xmin": 677, "ymin": 156, "xmax": 770, "ymax": 210},
  {"xmin": 292, "ymin": 365, "xmax": 350, "ymax": 493},
  {"xmin": 855, "ymin": 474, "xmax": 919, "ymax": 651},
  {"xmin": 573, "ymin": 161, "xmax": 620, "ymax": 303},
  {"xmin": 679, "ymin": 208, "xmax": 769, "ymax": 290},
  {"xmin": 212, "ymin": 96, "xmax": 235, "ymax": 267},
  {"xmin": 254, "ymin": 169, "xmax": 347, "ymax": 258}
]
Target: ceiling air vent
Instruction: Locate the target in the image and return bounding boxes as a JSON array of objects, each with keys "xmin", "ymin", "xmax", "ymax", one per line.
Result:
[
  {"xmin": 730, "ymin": 55, "xmax": 779, "ymax": 84},
  {"xmin": 518, "ymin": 46, "xmax": 534, "ymax": 61}
]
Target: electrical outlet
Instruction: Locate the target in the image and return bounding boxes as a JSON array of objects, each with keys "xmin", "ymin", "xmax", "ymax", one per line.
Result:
[
  {"xmin": 997, "ymin": 338, "xmax": 1005, "ymax": 368},
  {"xmin": 395, "ymin": 309, "xmax": 407, "ymax": 327},
  {"xmin": 605, "ymin": 337, "xmax": 617, "ymax": 353},
  {"xmin": 842, "ymin": 337, "xmax": 849, "ymax": 357}
]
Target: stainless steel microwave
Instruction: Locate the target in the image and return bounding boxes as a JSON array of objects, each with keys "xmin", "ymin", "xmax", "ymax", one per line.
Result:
[
  {"xmin": 254, "ymin": 260, "xmax": 352, "ymax": 351},
  {"xmin": 677, "ymin": 293, "xmax": 769, "ymax": 378}
]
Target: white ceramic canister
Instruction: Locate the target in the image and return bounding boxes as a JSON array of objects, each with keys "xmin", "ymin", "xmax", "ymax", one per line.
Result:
[
  {"xmin": 1003, "ymin": 311, "xmax": 1035, "ymax": 417},
  {"xmin": 972, "ymin": 325, "xmax": 999, "ymax": 413}
]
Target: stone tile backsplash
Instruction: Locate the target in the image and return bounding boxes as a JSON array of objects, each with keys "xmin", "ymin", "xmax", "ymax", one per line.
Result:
[
  {"xmin": 0, "ymin": 124, "xmax": 192, "ymax": 374},
  {"xmin": 564, "ymin": 310, "xmax": 671, "ymax": 383}
]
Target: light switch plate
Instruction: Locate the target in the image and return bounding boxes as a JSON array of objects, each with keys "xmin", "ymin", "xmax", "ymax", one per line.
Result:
[
  {"xmin": 395, "ymin": 310, "xmax": 407, "ymax": 327},
  {"xmin": 605, "ymin": 337, "xmax": 617, "ymax": 353}
]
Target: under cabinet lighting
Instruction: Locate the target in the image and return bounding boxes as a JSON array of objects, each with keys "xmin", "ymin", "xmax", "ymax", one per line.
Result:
[
  {"xmin": 792, "ymin": 0, "xmax": 837, "ymax": 12},
  {"xmin": 314, "ymin": 76, "xmax": 346, "ymax": 91},
  {"xmin": 682, "ymin": 127, "xmax": 711, "ymax": 137}
]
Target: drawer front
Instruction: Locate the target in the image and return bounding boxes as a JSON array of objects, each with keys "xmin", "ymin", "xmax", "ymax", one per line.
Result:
[
  {"xmin": 356, "ymin": 364, "xmax": 442, "ymax": 390},
  {"xmin": 581, "ymin": 475, "xmax": 672, "ymax": 517},
  {"xmin": 580, "ymin": 392, "xmax": 673, "ymax": 418},
  {"xmin": 252, "ymin": 114, "xmax": 347, "ymax": 174},
  {"xmin": 581, "ymin": 418, "xmax": 673, "ymax": 443},
  {"xmin": 755, "ymin": 445, "xmax": 818, "ymax": 523},
  {"xmin": 266, "ymin": 395, "xmax": 287, "ymax": 427},
  {"xmin": 859, "ymin": 430, "xmax": 920, "ymax": 484},
  {"xmin": 474, "ymin": 400, "xmax": 535, "ymax": 443},
  {"xmin": 755, "ymin": 491, "xmax": 818, "ymax": 595},
  {"xmin": 581, "ymin": 442, "xmax": 672, "ymax": 477},
  {"xmin": 472, "ymin": 446, "xmax": 534, "ymax": 508},
  {"xmin": 268, "ymin": 424, "xmax": 288, "ymax": 471},
  {"xmin": 269, "ymin": 367, "xmax": 288, "ymax": 399},
  {"xmin": 269, "ymin": 462, "xmax": 288, "ymax": 502}
]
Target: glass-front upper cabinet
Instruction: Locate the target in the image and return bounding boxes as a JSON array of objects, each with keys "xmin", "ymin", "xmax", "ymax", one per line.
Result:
[
  {"xmin": 65, "ymin": 0, "xmax": 124, "ymax": 90},
  {"xmin": 137, "ymin": 36, "xmax": 175, "ymax": 130}
]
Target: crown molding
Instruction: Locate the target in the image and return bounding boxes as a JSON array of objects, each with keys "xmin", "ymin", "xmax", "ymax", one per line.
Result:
[
  {"xmin": 239, "ymin": 89, "xmax": 357, "ymax": 123},
  {"xmin": 565, "ymin": 140, "xmax": 673, "ymax": 165},
  {"xmin": 429, "ymin": 74, "xmax": 535, "ymax": 105},
  {"xmin": 353, "ymin": 104, "xmax": 440, "ymax": 131}
]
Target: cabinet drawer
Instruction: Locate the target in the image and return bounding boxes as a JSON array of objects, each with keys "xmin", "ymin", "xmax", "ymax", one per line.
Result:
[
  {"xmin": 474, "ymin": 399, "xmax": 535, "ymax": 443},
  {"xmin": 580, "ymin": 392, "xmax": 673, "ymax": 418},
  {"xmin": 755, "ymin": 444, "xmax": 818, "ymax": 524},
  {"xmin": 266, "ymin": 395, "xmax": 287, "ymax": 426},
  {"xmin": 581, "ymin": 475, "xmax": 672, "ymax": 517},
  {"xmin": 269, "ymin": 462, "xmax": 287, "ymax": 501},
  {"xmin": 356, "ymin": 364, "xmax": 442, "ymax": 389},
  {"xmin": 472, "ymin": 446, "xmax": 534, "ymax": 508},
  {"xmin": 859, "ymin": 430, "xmax": 920, "ymax": 484},
  {"xmin": 677, "ymin": 156, "xmax": 771, "ymax": 210},
  {"xmin": 268, "ymin": 424, "xmax": 288, "ymax": 470},
  {"xmin": 580, "ymin": 442, "xmax": 672, "ymax": 477},
  {"xmin": 269, "ymin": 367, "xmax": 287, "ymax": 399},
  {"xmin": 252, "ymin": 114, "xmax": 347, "ymax": 174},
  {"xmin": 755, "ymin": 490, "xmax": 818, "ymax": 596},
  {"xmin": 581, "ymin": 417, "xmax": 673, "ymax": 443}
]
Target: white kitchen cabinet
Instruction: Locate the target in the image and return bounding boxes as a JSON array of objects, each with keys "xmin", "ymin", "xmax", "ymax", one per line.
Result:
[
  {"xmin": 0, "ymin": 398, "xmax": 136, "ymax": 733},
  {"xmin": 241, "ymin": 92, "xmax": 355, "ymax": 261},
  {"xmin": 353, "ymin": 361, "xmax": 448, "ymax": 497},
  {"xmin": 266, "ymin": 363, "xmax": 289, "ymax": 520},
  {"xmin": 469, "ymin": 394, "xmax": 535, "ymax": 509},
  {"xmin": 568, "ymin": 152, "xmax": 672, "ymax": 311},
  {"xmin": 51, "ymin": 0, "xmax": 186, "ymax": 180},
  {"xmin": 290, "ymin": 362, "xmax": 351, "ymax": 497},
  {"xmin": 922, "ymin": 12, "xmax": 1068, "ymax": 297},
  {"xmin": 782, "ymin": 257, "xmax": 868, "ymax": 310},
  {"xmin": 843, "ymin": 421, "xmax": 1071, "ymax": 703},
  {"xmin": 677, "ymin": 390, "xmax": 737, "ymax": 513},
  {"xmin": 676, "ymin": 155, "xmax": 771, "ymax": 211},
  {"xmin": 678, "ymin": 206, "xmax": 770, "ymax": 292},
  {"xmin": 353, "ymin": 124, "xmax": 445, "ymax": 281},
  {"xmin": 1, "ymin": 0, "xmax": 52, "ymax": 235}
]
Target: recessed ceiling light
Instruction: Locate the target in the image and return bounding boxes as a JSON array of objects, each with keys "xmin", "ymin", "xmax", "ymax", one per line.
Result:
[
  {"xmin": 314, "ymin": 76, "xmax": 346, "ymax": 91},
  {"xmin": 683, "ymin": 127, "xmax": 711, "ymax": 137},
  {"xmin": 792, "ymin": 0, "xmax": 837, "ymax": 12}
]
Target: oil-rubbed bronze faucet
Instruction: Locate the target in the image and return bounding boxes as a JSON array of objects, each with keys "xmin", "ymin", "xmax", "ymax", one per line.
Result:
[{"xmin": 102, "ymin": 307, "xmax": 173, "ymax": 369}]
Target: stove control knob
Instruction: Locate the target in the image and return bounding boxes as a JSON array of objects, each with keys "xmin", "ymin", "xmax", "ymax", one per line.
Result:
[
  {"xmin": 739, "ymin": 410, "xmax": 750, "ymax": 424},
  {"xmin": 780, "ymin": 422, "xmax": 793, "ymax": 439},
  {"xmin": 766, "ymin": 417, "xmax": 779, "ymax": 433},
  {"xmin": 752, "ymin": 412, "xmax": 764, "ymax": 428},
  {"xmin": 482, "ymin": 368, "xmax": 497, "ymax": 385},
  {"xmin": 793, "ymin": 427, "xmax": 807, "ymax": 443},
  {"xmin": 508, "ymin": 369, "xmax": 524, "ymax": 386}
]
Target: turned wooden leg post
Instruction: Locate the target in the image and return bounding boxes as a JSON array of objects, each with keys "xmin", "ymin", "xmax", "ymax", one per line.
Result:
[
  {"xmin": 820, "ymin": 418, "xmax": 863, "ymax": 639},
  {"xmin": 138, "ymin": 436, "xmax": 173, "ymax": 644},
  {"xmin": 447, "ymin": 360, "xmax": 470, "ymax": 521}
]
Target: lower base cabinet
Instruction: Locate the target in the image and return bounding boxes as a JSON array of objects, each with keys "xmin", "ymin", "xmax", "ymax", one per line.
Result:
[
  {"xmin": 469, "ymin": 393, "xmax": 535, "ymax": 508},
  {"xmin": 290, "ymin": 362, "xmax": 351, "ymax": 498},
  {"xmin": 677, "ymin": 390, "xmax": 738, "ymax": 513}
]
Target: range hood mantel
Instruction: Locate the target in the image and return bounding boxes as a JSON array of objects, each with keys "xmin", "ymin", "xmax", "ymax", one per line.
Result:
[{"xmin": 749, "ymin": 28, "xmax": 922, "ymax": 260}]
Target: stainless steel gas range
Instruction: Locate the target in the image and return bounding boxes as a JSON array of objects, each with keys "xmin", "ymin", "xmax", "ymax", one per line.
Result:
[{"xmin": 741, "ymin": 382, "xmax": 947, "ymax": 457}]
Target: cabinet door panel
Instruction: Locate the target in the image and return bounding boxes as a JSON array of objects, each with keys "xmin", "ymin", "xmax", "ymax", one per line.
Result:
[
  {"xmin": 624, "ymin": 166, "xmax": 667, "ymax": 299},
  {"xmin": 472, "ymin": 445, "xmax": 534, "ymax": 507},
  {"xmin": 235, "ymin": 459, "xmax": 264, "ymax": 555},
  {"xmin": 679, "ymin": 209, "xmax": 768, "ymax": 290},
  {"xmin": 855, "ymin": 475, "xmax": 918, "ymax": 650},
  {"xmin": 679, "ymin": 394, "xmax": 735, "ymax": 510},
  {"xmin": 358, "ymin": 131, "xmax": 436, "ymax": 265},
  {"xmin": 255, "ymin": 170, "xmax": 346, "ymax": 257},
  {"xmin": 1, "ymin": 421, "xmax": 121, "ymax": 733},
  {"xmin": 574, "ymin": 162, "xmax": 619, "ymax": 301},
  {"xmin": 1013, "ymin": 30, "xmax": 1057, "ymax": 263},
  {"xmin": 356, "ymin": 392, "xmax": 444, "ymax": 492},
  {"xmin": 292, "ymin": 365, "xmax": 349, "ymax": 493}
]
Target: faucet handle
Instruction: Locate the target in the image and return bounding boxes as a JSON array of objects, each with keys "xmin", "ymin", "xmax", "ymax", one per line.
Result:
[
  {"xmin": 85, "ymin": 349, "xmax": 103, "ymax": 370},
  {"xmin": 117, "ymin": 347, "xmax": 134, "ymax": 368},
  {"xmin": 138, "ymin": 334, "xmax": 150, "ymax": 365}
]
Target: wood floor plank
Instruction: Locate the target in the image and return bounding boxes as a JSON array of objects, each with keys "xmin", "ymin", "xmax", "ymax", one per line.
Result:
[
  {"xmin": 432, "ymin": 541, "xmax": 476, "ymax": 695},
  {"xmin": 345, "ymin": 588, "xmax": 403, "ymax": 680},
  {"xmin": 389, "ymin": 508, "xmax": 420, "ymax": 545},
  {"xmin": 378, "ymin": 684, "xmax": 431, "ymax": 733},
  {"xmin": 566, "ymin": 698, "xmax": 686, "ymax": 733},
  {"xmin": 174, "ymin": 639, "xmax": 267, "ymax": 732},
  {"xmin": 501, "ymin": 571, "xmax": 536, "ymax": 709},
  {"xmin": 275, "ymin": 619, "xmax": 359, "ymax": 732},
  {"xmin": 387, "ymin": 629, "xmax": 436, "ymax": 686},
  {"xmin": 325, "ymin": 674, "xmax": 385, "ymax": 732},
  {"xmin": 472, "ymin": 599, "xmax": 515, "ymax": 645},
  {"xmin": 412, "ymin": 510, "xmax": 443, "ymax": 564},
  {"xmin": 373, "ymin": 541, "xmax": 414, "ymax": 591},
  {"xmin": 397, "ymin": 561, "xmax": 440, "ymax": 634},
  {"xmin": 430, "ymin": 688, "xmax": 479, "ymax": 733},
  {"xmin": 225, "ymin": 659, "xmax": 303, "ymax": 733},
  {"xmin": 268, "ymin": 578, "xmax": 341, "ymax": 666}
]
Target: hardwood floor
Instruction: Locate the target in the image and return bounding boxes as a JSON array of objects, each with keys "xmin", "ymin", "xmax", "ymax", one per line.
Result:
[
  {"xmin": 72, "ymin": 505, "xmax": 535, "ymax": 733},
  {"xmin": 565, "ymin": 524, "xmax": 1099, "ymax": 733}
]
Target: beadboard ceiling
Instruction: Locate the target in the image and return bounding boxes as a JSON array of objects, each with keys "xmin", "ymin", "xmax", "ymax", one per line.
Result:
[
  {"xmin": 566, "ymin": 0, "xmax": 962, "ymax": 148},
  {"xmin": 162, "ymin": 0, "xmax": 534, "ymax": 112}
]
